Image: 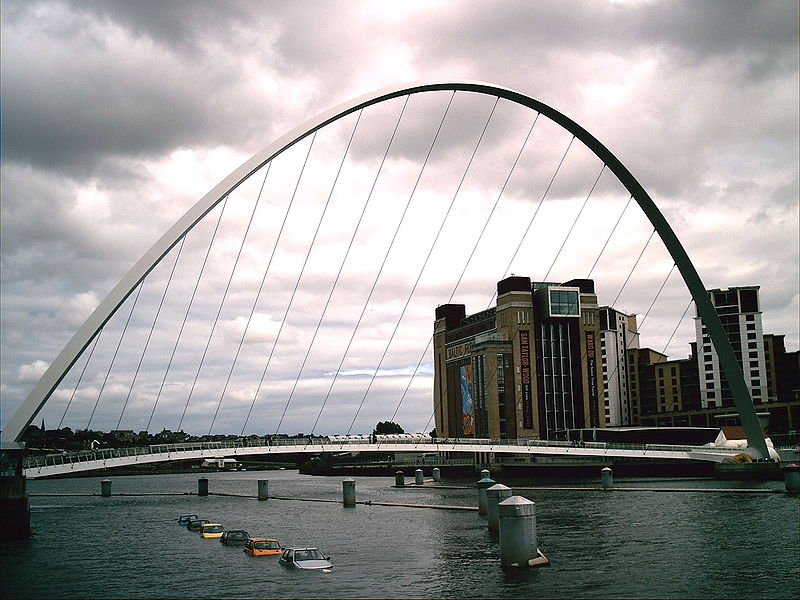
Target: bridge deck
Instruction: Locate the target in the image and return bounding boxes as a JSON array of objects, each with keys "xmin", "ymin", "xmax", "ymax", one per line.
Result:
[{"xmin": 23, "ymin": 438, "xmax": 744, "ymax": 478}]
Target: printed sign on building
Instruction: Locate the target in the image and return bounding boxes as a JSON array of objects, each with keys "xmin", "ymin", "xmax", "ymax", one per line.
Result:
[
  {"xmin": 447, "ymin": 341, "xmax": 473, "ymax": 362},
  {"xmin": 460, "ymin": 364, "xmax": 475, "ymax": 435},
  {"xmin": 519, "ymin": 330, "xmax": 533, "ymax": 429},
  {"xmin": 585, "ymin": 331, "xmax": 599, "ymax": 427}
]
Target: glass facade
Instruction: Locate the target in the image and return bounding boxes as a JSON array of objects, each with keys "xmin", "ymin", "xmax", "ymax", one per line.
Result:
[
  {"xmin": 549, "ymin": 289, "xmax": 580, "ymax": 317},
  {"xmin": 496, "ymin": 353, "xmax": 509, "ymax": 437},
  {"xmin": 536, "ymin": 320, "xmax": 582, "ymax": 439}
]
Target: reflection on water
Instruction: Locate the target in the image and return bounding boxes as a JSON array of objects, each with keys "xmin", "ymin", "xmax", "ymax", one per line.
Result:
[{"xmin": 1, "ymin": 471, "xmax": 798, "ymax": 599}]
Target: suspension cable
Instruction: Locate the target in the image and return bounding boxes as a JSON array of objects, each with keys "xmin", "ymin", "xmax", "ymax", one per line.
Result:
[
  {"xmin": 167, "ymin": 196, "xmax": 229, "ymax": 432},
  {"xmin": 260, "ymin": 112, "xmax": 364, "ymax": 435},
  {"xmin": 609, "ymin": 228, "xmax": 657, "ymax": 309},
  {"xmin": 58, "ymin": 332, "xmax": 102, "ymax": 429},
  {"xmin": 345, "ymin": 96, "xmax": 501, "ymax": 435},
  {"xmin": 240, "ymin": 132, "xmax": 319, "ymax": 434},
  {"xmin": 207, "ymin": 163, "xmax": 273, "ymax": 434},
  {"xmin": 116, "ymin": 236, "xmax": 186, "ymax": 430},
  {"xmin": 423, "ymin": 208, "xmax": 658, "ymax": 441},
  {"xmin": 587, "ymin": 195, "xmax": 633, "ymax": 278},
  {"xmin": 307, "ymin": 92, "xmax": 457, "ymax": 435},
  {"xmin": 269, "ymin": 99, "xmax": 411, "ymax": 436},
  {"xmin": 636, "ymin": 263, "xmax": 677, "ymax": 332},
  {"xmin": 201, "ymin": 161, "xmax": 280, "ymax": 435},
  {"xmin": 487, "ymin": 135, "xmax": 576, "ymax": 308},
  {"xmin": 389, "ymin": 111, "xmax": 540, "ymax": 424},
  {"xmin": 588, "ymin": 261, "xmax": 681, "ymax": 423},
  {"xmin": 232, "ymin": 159, "xmax": 302, "ymax": 437},
  {"xmin": 661, "ymin": 298, "xmax": 694, "ymax": 356},
  {"xmin": 87, "ymin": 281, "xmax": 144, "ymax": 430},
  {"xmin": 542, "ymin": 164, "xmax": 606, "ymax": 281}
]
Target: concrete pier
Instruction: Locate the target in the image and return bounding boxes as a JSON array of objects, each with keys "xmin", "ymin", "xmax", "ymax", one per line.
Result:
[
  {"xmin": 784, "ymin": 464, "xmax": 800, "ymax": 493},
  {"xmin": 0, "ymin": 476, "xmax": 29, "ymax": 538},
  {"xmin": 498, "ymin": 496, "xmax": 549, "ymax": 568},
  {"xmin": 432, "ymin": 467, "xmax": 441, "ymax": 482},
  {"xmin": 601, "ymin": 467, "xmax": 613, "ymax": 489},
  {"xmin": 486, "ymin": 483, "xmax": 512, "ymax": 531},
  {"xmin": 101, "ymin": 479, "xmax": 112, "ymax": 497},
  {"xmin": 258, "ymin": 479, "xmax": 269, "ymax": 500},
  {"xmin": 198, "ymin": 477, "xmax": 209, "ymax": 497},
  {"xmin": 343, "ymin": 478, "xmax": 356, "ymax": 507},
  {"xmin": 477, "ymin": 473, "xmax": 496, "ymax": 515},
  {"xmin": 394, "ymin": 471, "xmax": 405, "ymax": 487},
  {"xmin": 415, "ymin": 469, "xmax": 424, "ymax": 485},
  {"xmin": 0, "ymin": 449, "xmax": 30, "ymax": 538}
]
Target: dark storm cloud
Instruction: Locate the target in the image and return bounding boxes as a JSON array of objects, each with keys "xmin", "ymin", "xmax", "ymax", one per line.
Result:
[{"xmin": 2, "ymin": 0, "xmax": 287, "ymax": 176}]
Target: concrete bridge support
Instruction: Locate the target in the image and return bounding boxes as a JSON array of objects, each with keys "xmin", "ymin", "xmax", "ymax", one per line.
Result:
[
  {"xmin": 498, "ymin": 496, "xmax": 549, "ymax": 568},
  {"xmin": 0, "ymin": 449, "xmax": 30, "ymax": 538},
  {"xmin": 342, "ymin": 478, "xmax": 356, "ymax": 507}
]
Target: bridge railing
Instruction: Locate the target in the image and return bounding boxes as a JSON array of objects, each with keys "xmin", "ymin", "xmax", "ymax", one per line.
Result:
[{"xmin": 23, "ymin": 436, "xmax": 742, "ymax": 470}]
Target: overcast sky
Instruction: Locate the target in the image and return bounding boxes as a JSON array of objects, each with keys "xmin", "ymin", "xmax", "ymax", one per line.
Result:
[{"xmin": 2, "ymin": 0, "xmax": 798, "ymax": 438}]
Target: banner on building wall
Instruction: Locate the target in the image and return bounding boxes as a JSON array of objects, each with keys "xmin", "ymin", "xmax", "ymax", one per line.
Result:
[
  {"xmin": 585, "ymin": 331, "xmax": 599, "ymax": 428},
  {"xmin": 460, "ymin": 365, "xmax": 475, "ymax": 435},
  {"xmin": 519, "ymin": 330, "xmax": 533, "ymax": 429}
]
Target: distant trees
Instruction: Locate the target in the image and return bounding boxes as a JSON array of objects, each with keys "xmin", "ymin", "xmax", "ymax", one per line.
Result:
[
  {"xmin": 23, "ymin": 426, "xmax": 190, "ymax": 451},
  {"xmin": 373, "ymin": 421, "xmax": 404, "ymax": 435}
]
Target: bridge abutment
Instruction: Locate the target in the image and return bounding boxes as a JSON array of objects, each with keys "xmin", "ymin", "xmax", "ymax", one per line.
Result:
[{"xmin": 0, "ymin": 449, "xmax": 30, "ymax": 538}]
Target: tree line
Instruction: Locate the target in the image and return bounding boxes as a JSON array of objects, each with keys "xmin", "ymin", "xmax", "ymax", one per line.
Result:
[{"xmin": 22, "ymin": 420, "xmax": 409, "ymax": 452}]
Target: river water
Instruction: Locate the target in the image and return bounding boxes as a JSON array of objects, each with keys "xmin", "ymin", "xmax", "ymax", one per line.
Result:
[{"xmin": 1, "ymin": 470, "xmax": 797, "ymax": 599}]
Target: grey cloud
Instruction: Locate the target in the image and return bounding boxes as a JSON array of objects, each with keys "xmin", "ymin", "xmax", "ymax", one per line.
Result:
[{"xmin": 2, "ymin": 0, "xmax": 797, "ymax": 436}]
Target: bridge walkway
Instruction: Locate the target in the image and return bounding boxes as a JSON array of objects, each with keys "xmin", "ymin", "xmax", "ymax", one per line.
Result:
[{"xmin": 23, "ymin": 437, "xmax": 745, "ymax": 479}]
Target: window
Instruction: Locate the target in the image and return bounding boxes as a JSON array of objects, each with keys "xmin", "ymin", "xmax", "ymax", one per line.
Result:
[
  {"xmin": 746, "ymin": 314, "xmax": 755, "ymax": 322},
  {"xmin": 707, "ymin": 391, "xmax": 716, "ymax": 398},
  {"xmin": 747, "ymin": 333, "xmax": 757, "ymax": 340},
  {"xmin": 714, "ymin": 290, "xmax": 737, "ymax": 306},
  {"xmin": 549, "ymin": 289, "xmax": 580, "ymax": 316},
  {"xmin": 746, "ymin": 323, "xmax": 756, "ymax": 331},
  {"xmin": 750, "ymin": 360, "xmax": 759, "ymax": 368},
  {"xmin": 706, "ymin": 373, "xmax": 714, "ymax": 380},
  {"xmin": 748, "ymin": 342, "xmax": 758, "ymax": 349},
  {"xmin": 705, "ymin": 363, "xmax": 714, "ymax": 371},
  {"xmin": 751, "ymin": 379, "xmax": 761, "ymax": 387},
  {"xmin": 706, "ymin": 383, "xmax": 714, "ymax": 390},
  {"xmin": 749, "ymin": 351, "xmax": 758, "ymax": 358},
  {"xmin": 739, "ymin": 289, "xmax": 758, "ymax": 313}
]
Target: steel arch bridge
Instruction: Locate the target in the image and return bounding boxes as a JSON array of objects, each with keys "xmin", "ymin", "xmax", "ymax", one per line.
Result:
[{"xmin": 1, "ymin": 81, "xmax": 769, "ymax": 459}]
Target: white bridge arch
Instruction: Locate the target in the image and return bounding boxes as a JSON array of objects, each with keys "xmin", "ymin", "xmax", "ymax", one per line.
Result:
[{"xmin": 3, "ymin": 81, "xmax": 768, "ymax": 459}]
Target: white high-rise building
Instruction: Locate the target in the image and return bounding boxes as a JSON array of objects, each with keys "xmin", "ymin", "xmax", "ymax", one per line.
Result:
[
  {"xmin": 695, "ymin": 286, "xmax": 768, "ymax": 409},
  {"xmin": 599, "ymin": 308, "xmax": 640, "ymax": 426}
]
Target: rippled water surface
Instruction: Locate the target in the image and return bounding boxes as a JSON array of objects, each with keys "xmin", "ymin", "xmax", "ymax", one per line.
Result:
[{"xmin": 1, "ymin": 471, "xmax": 797, "ymax": 598}]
